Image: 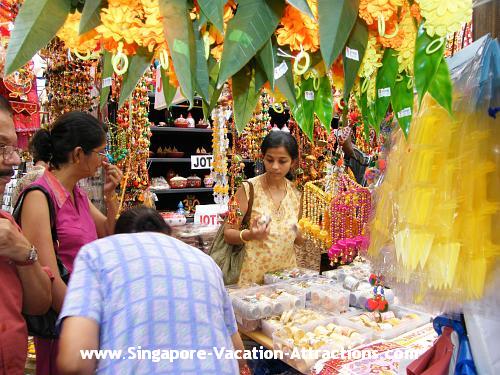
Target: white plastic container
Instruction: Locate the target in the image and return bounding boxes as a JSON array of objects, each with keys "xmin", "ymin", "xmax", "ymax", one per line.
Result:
[
  {"xmin": 340, "ymin": 306, "xmax": 431, "ymax": 340},
  {"xmin": 309, "ymin": 286, "xmax": 350, "ymax": 314},
  {"xmin": 272, "ymin": 317, "xmax": 371, "ymax": 373},
  {"xmin": 231, "ymin": 284, "xmax": 307, "ymax": 321},
  {"xmin": 286, "ymin": 276, "xmax": 341, "ymax": 300},
  {"xmin": 264, "ymin": 267, "xmax": 319, "ymax": 285},
  {"xmin": 261, "ymin": 307, "xmax": 333, "ymax": 338}
]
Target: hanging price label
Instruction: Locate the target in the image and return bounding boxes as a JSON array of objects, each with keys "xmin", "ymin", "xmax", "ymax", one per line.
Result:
[
  {"xmin": 191, "ymin": 155, "xmax": 214, "ymax": 170},
  {"xmin": 345, "ymin": 47, "xmax": 360, "ymax": 61},
  {"xmin": 194, "ymin": 204, "xmax": 228, "ymax": 226},
  {"xmin": 397, "ymin": 107, "xmax": 412, "ymax": 118},
  {"xmin": 274, "ymin": 61, "xmax": 288, "ymax": 80},
  {"xmin": 378, "ymin": 87, "xmax": 391, "ymax": 97},
  {"xmin": 102, "ymin": 77, "xmax": 113, "ymax": 88},
  {"xmin": 305, "ymin": 91, "xmax": 315, "ymax": 101}
]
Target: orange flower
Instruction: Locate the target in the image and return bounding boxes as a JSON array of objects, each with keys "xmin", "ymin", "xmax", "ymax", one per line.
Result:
[
  {"xmin": 377, "ymin": 15, "xmax": 404, "ymax": 49},
  {"xmin": 359, "ymin": 0, "xmax": 403, "ymax": 25},
  {"xmin": 410, "ymin": 3, "xmax": 422, "ymax": 23},
  {"xmin": 276, "ymin": 0, "xmax": 319, "ymax": 52},
  {"xmin": 331, "ymin": 57, "xmax": 344, "ymax": 91}
]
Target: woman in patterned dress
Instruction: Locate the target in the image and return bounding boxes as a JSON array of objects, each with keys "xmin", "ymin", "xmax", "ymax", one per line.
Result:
[{"xmin": 224, "ymin": 131, "xmax": 304, "ymax": 285}]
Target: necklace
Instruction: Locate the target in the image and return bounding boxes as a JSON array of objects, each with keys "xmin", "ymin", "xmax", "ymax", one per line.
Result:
[{"xmin": 263, "ymin": 173, "xmax": 287, "ymax": 221}]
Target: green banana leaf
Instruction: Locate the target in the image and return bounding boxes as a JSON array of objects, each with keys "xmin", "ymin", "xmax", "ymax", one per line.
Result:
[
  {"xmin": 314, "ymin": 76, "xmax": 333, "ymax": 133},
  {"xmin": 233, "ymin": 62, "xmax": 261, "ymax": 133},
  {"xmin": 318, "ymin": 0, "xmax": 359, "ymax": 68},
  {"xmin": 343, "ymin": 18, "xmax": 368, "ymax": 100},
  {"xmin": 374, "ymin": 48, "xmax": 399, "ymax": 127},
  {"xmin": 292, "ymin": 78, "xmax": 315, "ymax": 141},
  {"xmin": 79, "ymin": 0, "xmax": 105, "ymax": 35},
  {"xmin": 118, "ymin": 48, "xmax": 153, "ymax": 108},
  {"xmin": 217, "ymin": 0, "xmax": 285, "ymax": 88},
  {"xmin": 428, "ymin": 57, "xmax": 453, "ymax": 116},
  {"xmin": 197, "ymin": 0, "xmax": 225, "ymax": 32},
  {"xmin": 274, "ymin": 59, "xmax": 297, "ymax": 107},
  {"xmin": 193, "ymin": 20, "xmax": 210, "ymax": 103},
  {"xmin": 159, "ymin": 0, "xmax": 196, "ymax": 107},
  {"xmin": 256, "ymin": 38, "xmax": 275, "ymax": 90},
  {"xmin": 414, "ymin": 22, "xmax": 446, "ymax": 107},
  {"xmin": 202, "ymin": 57, "xmax": 223, "ymax": 119},
  {"xmin": 99, "ymin": 50, "xmax": 113, "ymax": 109},
  {"xmin": 286, "ymin": 0, "xmax": 314, "ymax": 19},
  {"xmin": 161, "ymin": 68, "xmax": 177, "ymax": 109},
  {"xmin": 5, "ymin": 0, "xmax": 71, "ymax": 75},
  {"xmin": 255, "ymin": 59, "xmax": 268, "ymax": 91},
  {"xmin": 391, "ymin": 74, "xmax": 414, "ymax": 137}
]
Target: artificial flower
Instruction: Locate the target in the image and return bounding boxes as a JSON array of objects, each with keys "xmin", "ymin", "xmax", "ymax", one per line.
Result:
[
  {"xmin": 358, "ymin": 33, "xmax": 383, "ymax": 79},
  {"xmin": 276, "ymin": 0, "xmax": 319, "ymax": 52},
  {"xmin": 330, "ymin": 56, "xmax": 344, "ymax": 91},
  {"xmin": 395, "ymin": 6, "xmax": 417, "ymax": 74},
  {"xmin": 416, "ymin": 0, "xmax": 473, "ymax": 37},
  {"xmin": 359, "ymin": 0, "xmax": 403, "ymax": 26},
  {"xmin": 56, "ymin": 12, "xmax": 99, "ymax": 52},
  {"xmin": 97, "ymin": 4, "xmax": 142, "ymax": 49}
]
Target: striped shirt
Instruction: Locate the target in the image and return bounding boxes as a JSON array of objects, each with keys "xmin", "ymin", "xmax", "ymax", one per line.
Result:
[{"xmin": 58, "ymin": 232, "xmax": 238, "ymax": 374}]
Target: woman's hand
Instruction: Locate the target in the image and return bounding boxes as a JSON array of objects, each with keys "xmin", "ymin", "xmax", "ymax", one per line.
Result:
[
  {"xmin": 102, "ymin": 161, "xmax": 123, "ymax": 197},
  {"xmin": 247, "ymin": 216, "xmax": 271, "ymax": 241}
]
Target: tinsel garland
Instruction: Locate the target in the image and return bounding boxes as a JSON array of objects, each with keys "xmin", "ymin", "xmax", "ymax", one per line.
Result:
[{"xmin": 211, "ymin": 105, "xmax": 230, "ymax": 205}]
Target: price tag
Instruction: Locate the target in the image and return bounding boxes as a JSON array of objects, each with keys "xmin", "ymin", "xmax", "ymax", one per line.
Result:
[
  {"xmin": 378, "ymin": 87, "xmax": 391, "ymax": 98},
  {"xmin": 194, "ymin": 204, "xmax": 228, "ymax": 226},
  {"xmin": 305, "ymin": 91, "xmax": 315, "ymax": 101},
  {"xmin": 191, "ymin": 155, "xmax": 214, "ymax": 170},
  {"xmin": 345, "ymin": 47, "xmax": 359, "ymax": 61},
  {"xmin": 102, "ymin": 77, "xmax": 113, "ymax": 88},
  {"xmin": 274, "ymin": 61, "xmax": 288, "ymax": 80},
  {"xmin": 397, "ymin": 107, "xmax": 412, "ymax": 118}
]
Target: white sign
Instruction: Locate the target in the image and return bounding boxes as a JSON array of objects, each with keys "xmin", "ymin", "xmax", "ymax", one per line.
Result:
[
  {"xmin": 154, "ymin": 68, "xmax": 167, "ymax": 110},
  {"xmin": 305, "ymin": 91, "xmax": 315, "ymax": 101},
  {"xmin": 274, "ymin": 61, "xmax": 288, "ymax": 80},
  {"xmin": 191, "ymin": 155, "xmax": 214, "ymax": 170},
  {"xmin": 102, "ymin": 77, "xmax": 112, "ymax": 88},
  {"xmin": 194, "ymin": 204, "xmax": 228, "ymax": 226},
  {"xmin": 378, "ymin": 87, "xmax": 391, "ymax": 98},
  {"xmin": 397, "ymin": 107, "xmax": 412, "ymax": 118},
  {"xmin": 345, "ymin": 47, "xmax": 359, "ymax": 61}
]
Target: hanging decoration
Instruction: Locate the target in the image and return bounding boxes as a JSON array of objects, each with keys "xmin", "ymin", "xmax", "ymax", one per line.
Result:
[
  {"xmin": 211, "ymin": 104, "xmax": 230, "ymax": 206},
  {"xmin": 4, "ymin": 0, "xmax": 472, "ymax": 138}
]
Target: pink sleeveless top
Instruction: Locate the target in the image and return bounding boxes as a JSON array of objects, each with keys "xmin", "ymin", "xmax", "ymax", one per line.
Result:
[{"xmin": 31, "ymin": 170, "xmax": 98, "ymax": 273}]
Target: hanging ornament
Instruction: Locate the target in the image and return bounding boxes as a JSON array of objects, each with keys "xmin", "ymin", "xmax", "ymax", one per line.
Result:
[{"xmin": 211, "ymin": 105, "xmax": 230, "ymax": 205}]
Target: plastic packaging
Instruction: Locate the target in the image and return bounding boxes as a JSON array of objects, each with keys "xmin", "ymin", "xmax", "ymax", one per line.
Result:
[
  {"xmin": 309, "ymin": 286, "xmax": 350, "ymax": 314},
  {"xmin": 286, "ymin": 276, "xmax": 341, "ymax": 300},
  {"xmin": 261, "ymin": 307, "xmax": 333, "ymax": 338}
]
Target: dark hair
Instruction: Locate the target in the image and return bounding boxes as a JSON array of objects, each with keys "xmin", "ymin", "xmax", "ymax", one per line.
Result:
[
  {"xmin": 34, "ymin": 111, "xmax": 106, "ymax": 169},
  {"xmin": 115, "ymin": 206, "xmax": 172, "ymax": 235},
  {"xmin": 0, "ymin": 95, "xmax": 13, "ymax": 115},
  {"xmin": 261, "ymin": 131, "xmax": 299, "ymax": 160},
  {"xmin": 29, "ymin": 129, "xmax": 52, "ymax": 164}
]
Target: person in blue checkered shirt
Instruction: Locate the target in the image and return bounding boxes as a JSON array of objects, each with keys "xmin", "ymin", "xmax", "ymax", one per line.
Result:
[{"xmin": 57, "ymin": 207, "xmax": 246, "ymax": 374}]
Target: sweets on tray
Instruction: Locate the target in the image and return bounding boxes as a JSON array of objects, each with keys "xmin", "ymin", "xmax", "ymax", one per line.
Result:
[
  {"xmin": 323, "ymin": 261, "xmax": 372, "ymax": 283},
  {"xmin": 261, "ymin": 308, "xmax": 331, "ymax": 337},
  {"xmin": 264, "ymin": 268, "xmax": 319, "ymax": 284},
  {"xmin": 231, "ymin": 285, "xmax": 306, "ymax": 320},
  {"xmin": 287, "ymin": 276, "xmax": 340, "ymax": 300},
  {"xmin": 348, "ymin": 310, "xmax": 419, "ymax": 331}
]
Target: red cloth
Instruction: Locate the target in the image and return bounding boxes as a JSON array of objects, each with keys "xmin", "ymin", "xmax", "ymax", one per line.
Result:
[{"xmin": 0, "ymin": 210, "xmax": 27, "ymax": 375}]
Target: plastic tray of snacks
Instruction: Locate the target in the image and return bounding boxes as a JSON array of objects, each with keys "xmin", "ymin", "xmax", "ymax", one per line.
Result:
[
  {"xmin": 231, "ymin": 284, "xmax": 307, "ymax": 321},
  {"xmin": 261, "ymin": 307, "xmax": 334, "ymax": 338},
  {"xmin": 348, "ymin": 287, "xmax": 395, "ymax": 309},
  {"xmin": 264, "ymin": 268, "xmax": 319, "ymax": 285},
  {"xmin": 235, "ymin": 314, "xmax": 261, "ymax": 332},
  {"xmin": 286, "ymin": 276, "xmax": 341, "ymax": 300},
  {"xmin": 339, "ymin": 306, "xmax": 431, "ymax": 340},
  {"xmin": 322, "ymin": 261, "xmax": 372, "ymax": 282},
  {"xmin": 309, "ymin": 286, "xmax": 350, "ymax": 314},
  {"xmin": 272, "ymin": 317, "xmax": 371, "ymax": 373}
]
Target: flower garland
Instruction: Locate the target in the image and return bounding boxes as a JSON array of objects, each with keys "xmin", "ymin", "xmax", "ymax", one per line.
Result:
[
  {"xmin": 211, "ymin": 105, "xmax": 230, "ymax": 205},
  {"xmin": 276, "ymin": 0, "xmax": 319, "ymax": 53}
]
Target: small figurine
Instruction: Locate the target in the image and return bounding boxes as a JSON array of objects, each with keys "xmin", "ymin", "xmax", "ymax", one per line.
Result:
[{"xmin": 176, "ymin": 201, "xmax": 186, "ymax": 215}]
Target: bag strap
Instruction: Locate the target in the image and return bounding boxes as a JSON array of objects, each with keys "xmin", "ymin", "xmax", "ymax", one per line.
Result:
[
  {"xmin": 12, "ymin": 185, "xmax": 58, "ymax": 244},
  {"xmin": 241, "ymin": 180, "xmax": 254, "ymax": 226}
]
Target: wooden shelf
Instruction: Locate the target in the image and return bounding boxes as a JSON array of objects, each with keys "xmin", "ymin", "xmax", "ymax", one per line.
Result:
[
  {"xmin": 150, "ymin": 126, "xmax": 212, "ymax": 133},
  {"xmin": 152, "ymin": 188, "xmax": 214, "ymax": 194}
]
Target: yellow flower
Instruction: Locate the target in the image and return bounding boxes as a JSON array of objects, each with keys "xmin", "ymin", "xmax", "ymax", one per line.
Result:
[
  {"xmin": 97, "ymin": 4, "xmax": 142, "ymax": 46},
  {"xmin": 358, "ymin": 33, "xmax": 383, "ymax": 79},
  {"xmin": 395, "ymin": 7, "xmax": 417, "ymax": 74},
  {"xmin": 56, "ymin": 12, "xmax": 99, "ymax": 52},
  {"xmin": 276, "ymin": 0, "xmax": 319, "ymax": 52},
  {"xmin": 359, "ymin": 0, "xmax": 403, "ymax": 25},
  {"xmin": 416, "ymin": 0, "xmax": 472, "ymax": 37}
]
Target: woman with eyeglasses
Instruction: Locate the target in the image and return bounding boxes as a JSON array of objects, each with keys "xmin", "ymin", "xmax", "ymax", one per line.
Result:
[{"xmin": 14, "ymin": 111, "xmax": 122, "ymax": 375}]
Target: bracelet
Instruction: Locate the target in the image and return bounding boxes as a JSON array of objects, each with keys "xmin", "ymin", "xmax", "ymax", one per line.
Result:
[{"xmin": 239, "ymin": 229, "xmax": 250, "ymax": 244}]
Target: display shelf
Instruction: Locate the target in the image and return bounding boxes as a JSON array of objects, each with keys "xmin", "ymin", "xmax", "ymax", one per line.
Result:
[
  {"xmin": 150, "ymin": 126, "xmax": 213, "ymax": 133},
  {"xmin": 148, "ymin": 157, "xmax": 253, "ymax": 163},
  {"xmin": 152, "ymin": 188, "xmax": 214, "ymax": 194}
]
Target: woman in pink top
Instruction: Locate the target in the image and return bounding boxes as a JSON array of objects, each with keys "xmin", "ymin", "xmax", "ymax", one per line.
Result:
[{"xmin": 18, "ymin": 111, "xmax": 123, "ymax": 375}]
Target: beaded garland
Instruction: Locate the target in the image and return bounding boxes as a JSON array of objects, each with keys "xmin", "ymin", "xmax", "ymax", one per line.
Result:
[{"xmin": 211, "ymin": 105, "xmax": 230, "ymax": 205}]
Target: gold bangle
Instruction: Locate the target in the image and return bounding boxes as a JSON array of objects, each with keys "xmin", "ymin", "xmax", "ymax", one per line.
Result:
[{"xmin": 239, "ymin": 229, "xmax": 250, "ymax": 244}]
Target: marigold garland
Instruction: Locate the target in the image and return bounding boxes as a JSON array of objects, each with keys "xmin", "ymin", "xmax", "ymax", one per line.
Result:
[
  {"xmin": 276, "ymin": 0, "xmax": 319, "ymax": 53},
  {"xmin": 416, "ymin": 0, "xmax": 473, "ymax": 38}
]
